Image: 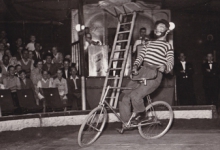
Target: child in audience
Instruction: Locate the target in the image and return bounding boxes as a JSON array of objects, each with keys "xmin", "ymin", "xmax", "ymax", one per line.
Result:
[{"xmin": 26, "ymin": 35, "xmax": 36, "ymax": 51}]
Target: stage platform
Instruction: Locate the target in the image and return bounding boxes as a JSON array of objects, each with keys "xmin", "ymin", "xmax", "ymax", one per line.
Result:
[{"xmin": 0, "ymin": 105, "xmax": 217, "ymax": 132}]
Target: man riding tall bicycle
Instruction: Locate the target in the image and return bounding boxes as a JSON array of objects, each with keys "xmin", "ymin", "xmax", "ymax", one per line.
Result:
[{"xmin": 119, "ymin": 19, "xmax": 174, "ymax": 125}]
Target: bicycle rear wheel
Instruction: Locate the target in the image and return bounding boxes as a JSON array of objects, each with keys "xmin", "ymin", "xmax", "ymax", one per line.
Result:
[
  {"xmin": 78, "ymin": 106, "xmax": 107, "ymax": 147},
  {"xmin": 138, "ymin": 101, "xmax": 173, "ymax": 139}
]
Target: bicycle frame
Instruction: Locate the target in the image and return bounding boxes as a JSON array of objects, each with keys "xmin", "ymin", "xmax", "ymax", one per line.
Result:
[{"xmin": 99, "ymin": 86, "xmax": 159, "ymax": 129}]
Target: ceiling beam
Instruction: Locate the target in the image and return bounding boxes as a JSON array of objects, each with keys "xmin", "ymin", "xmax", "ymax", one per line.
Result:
[{"xmin": 3, "ymin": 0, "xmax": 23, "ymax": 20}]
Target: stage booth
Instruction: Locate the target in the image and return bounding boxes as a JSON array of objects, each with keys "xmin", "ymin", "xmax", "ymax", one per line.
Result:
[{"xmin": 71, "ymin": 3, "xmax": 175, "ymax": 109}]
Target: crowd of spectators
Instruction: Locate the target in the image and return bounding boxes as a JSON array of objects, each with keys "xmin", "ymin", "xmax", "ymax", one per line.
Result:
[{"xmin": 0, "ymin": 31, "xmax": 81, "ymax": 115}]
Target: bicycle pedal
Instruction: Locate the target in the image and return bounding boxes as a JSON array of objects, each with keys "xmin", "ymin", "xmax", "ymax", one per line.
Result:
[{"xmin": 116, "ymin": 128, "xmax": 124, "ymax": 134}]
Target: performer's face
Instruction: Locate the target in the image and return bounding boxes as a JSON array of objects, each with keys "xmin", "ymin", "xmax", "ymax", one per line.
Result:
[
  {"xmin": 179, "ymin": 53, "xmax": 186, "ymax": 61},
  {"xmin": 154, "ymin": 23, "xmax": 168, "ymax": 38},
  {"xmin": 207, "ymin": 54, "xmax": 213, "ymax": 62}
]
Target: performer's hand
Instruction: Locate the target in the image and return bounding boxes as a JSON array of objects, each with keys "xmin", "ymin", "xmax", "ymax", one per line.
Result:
[
  {"xmin": 158, "ymin": 65, "xmax": 166, "ymax": 72},
  {"xmin": 132, "ymin": 66, "xmax": 138, "ymax": 75},
  {"xmin": 180, "ymin": 70, "xmax": 185, "ymax": 73}
]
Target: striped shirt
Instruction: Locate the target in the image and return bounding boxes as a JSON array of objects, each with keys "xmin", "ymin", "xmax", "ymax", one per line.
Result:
[{"xmin": 134, "ymin": 40, "xmax": 174, "ymax": 72}]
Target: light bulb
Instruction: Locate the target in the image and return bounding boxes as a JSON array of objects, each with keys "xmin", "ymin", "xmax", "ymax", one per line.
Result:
[{"xmin": 169, "ymin": 22, "xmax": 175, "ymax": 30}]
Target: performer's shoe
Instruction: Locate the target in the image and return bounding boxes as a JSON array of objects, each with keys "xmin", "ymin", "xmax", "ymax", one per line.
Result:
[{"xmin": 131, "ymin": 111, "xmax": 148, "ymax": 125}]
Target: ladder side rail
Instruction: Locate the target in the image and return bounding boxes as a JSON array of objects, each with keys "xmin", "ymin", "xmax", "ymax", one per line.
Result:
[
  {"xmin": 113, "ymin": 12, "xmax": 137, "ymax": 108},
  {"xmin": 100, "ymin": 14, "xmax": 123, "ymax": 102}
]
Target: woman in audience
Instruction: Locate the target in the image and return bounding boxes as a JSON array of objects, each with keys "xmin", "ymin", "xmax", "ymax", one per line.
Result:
[
  {"xmin": 52, "ymin": 69, "xmax": 68, "ymax": 101},
  {"xmin": 5, "ymin": 49, "xmax": 18, "ymax": 66},
  {"xmin": 31, "ymin": 59, "xmax": 43, "ymax": 89}
]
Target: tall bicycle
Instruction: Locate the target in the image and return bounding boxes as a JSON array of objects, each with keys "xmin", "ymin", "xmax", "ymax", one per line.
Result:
[{"xmin": 78, "ymin": 73, "xmax": 174, "ymax": 147}]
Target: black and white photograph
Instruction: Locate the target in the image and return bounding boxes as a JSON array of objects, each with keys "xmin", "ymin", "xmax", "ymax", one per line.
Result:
[{"xmin": 0, "ymin": 0, "xmax": 220, "ymax": 149}]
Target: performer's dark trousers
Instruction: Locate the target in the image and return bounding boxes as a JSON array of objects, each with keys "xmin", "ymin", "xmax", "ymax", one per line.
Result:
[
  {"xmin": 204, "ymin": 87, "xmax": 219, "ymax": 109},
  {"xmin": 119, "ymin": 64, "xmax": 162, "ymax": 122}
]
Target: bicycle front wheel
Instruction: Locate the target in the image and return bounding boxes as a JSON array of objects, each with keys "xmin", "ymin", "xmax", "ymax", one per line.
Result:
[
  {"xmin": 78, "ymin": 106, "xmax": 107, "ymax": 147},
  {"xmin": 138, "ymin": 101, "xmax": 173, "ymax": 139}
]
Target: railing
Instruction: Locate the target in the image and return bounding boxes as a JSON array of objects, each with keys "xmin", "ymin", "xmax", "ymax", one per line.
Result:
[{"xmin": 71, "ymin": 40, "xmax": 80, "ymax": 72}]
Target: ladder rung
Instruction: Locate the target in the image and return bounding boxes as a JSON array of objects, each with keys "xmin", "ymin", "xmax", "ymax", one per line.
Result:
[
  {"xmin": 116, "ymin": 40, "xmax": 128, "ymax": 42},
  {"xmin": 105, "ymin": 97, "xmax": 116, "ymax": 99},
  {"xmin": 107, "ymin": 77, "xmax": 120, "ymax": 79},
  {"xmin": 111, "ymin": 58, "xmax": 124, "ymax": 61},
  {"xmin": 120, "ymin": 22, "xmax": 132, "ymax": 25},
  {"xmin": 109, "ymin": 87, "xmax": 133, "ymax": 90},
  {"xmin": 114, "ymin": 49, "xmax": 126, "ymax": 52},
  {"xmin": 118, "ymin": 31, "xmax": 130, "ymax": 34},
  {"xmin": 109, "ymin": 68, "xmax": 122, "ymax": 70}
]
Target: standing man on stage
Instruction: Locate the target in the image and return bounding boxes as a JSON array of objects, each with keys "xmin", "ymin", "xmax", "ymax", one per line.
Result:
[
  {"xmin": 119, "ymin": 19, "xmax": 174, "ymax": 125},
  {"xmin": 202, "ymin": 53, "xmax": 219, "ymax": 109},
  {"xmin": 174, "ymin": 52, "xmax": 196, "ymax": 105}
]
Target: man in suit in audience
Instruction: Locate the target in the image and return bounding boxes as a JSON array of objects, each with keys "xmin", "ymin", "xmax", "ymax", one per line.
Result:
[
  {"xmin": 61, "ymin": 58, "xmax": 71, "ymax": 79},
  {"xmin": 202, "ymin": 53, "xmax": 219, "ymax": 109},
  {"xmin": 174, "ymin": 52, "xmax": 196, "ymax": 105},
  {"xmin": 42, "ymin": 53, "xmax": 58, "ymax": 78},
  {"xmin": 66, "ymin": 66, "xmax": 81, "ymax": 109},
  {"xmin": 32, "ymin": 42, "xmax": 42, "ymax": 61}
]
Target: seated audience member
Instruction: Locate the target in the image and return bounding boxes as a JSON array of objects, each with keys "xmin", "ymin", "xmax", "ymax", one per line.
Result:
[
  {"xmin": 0, "ymin": 31, "xmax": 7, "ymax": 42},
  {"xmin": 14, "ymin": 46, "xmax": 23, "ymax": 61},
  {"xmin": 26, "ymin": 35, "xmax": 36, "ymax": 51},
  {"xmin": 5, "ymin": 49, "xmax": 18, "ymax": 66},
  {"xmin": 42, "ymin": 53, "xmax": 58, "ymax": 78},
  {"xmin": 31, "ymin": 59, "xmax": 43, "ymax": 88},
  {"xmin": 33, "ymin": 42, "xmax": 42, "ymax": 61},
  {"xmin": 61, "ymin": 59, "xmax": 70, "ymax": 79},
  {"xmin": 18, "ymin": 49, "xmax": 34, "ymax": 77},
  {"xmin": 36, "ymin": 70, "xmax": 53, "ymax": 100},
  {"xmin": 2, "ymin": 38, "xmax": 10, "ymax": 50},
  {"xmin": 1, "ymin": 54, "xmax": 10, "ymax": 79},
  {"xmin": 3, "ymin": 65, "xmax": 21, "ymax": 107},
  {"xmin": 19, "ymin": 70, "xmax": 35, "ymax": 90},
  {"xmin": 0, "ymin": 67, "xmax": 4, "ymax": 89},
  {"xmin": 28, "ymin": 50, "xmax": 34, "ymax": 60},
  {"xmin": 19, "ymin": 69, "xmax": 37, "ymax": 104},
  {"xmin": 0, "ymin": 42, "xmax": 5, "ymax": 61},
  {"xmin": 174, "ymin": 52, "xmax": 196, "ymax": 105},
  {"xmin": 67, "ymin": 66, "xmax": 81, "ymax": 108},
  {"xmin": 52, "ymin": 46, "xmax": 63, "ymax": 65},
  {"xmin": 202, "ymin": 53, "xmax": 219, "ymax": 109},
  {"xmin": 15, "ymin": 64, "xmax": 22, "ymax": 77},
  {"xmin": 52, "ymin": 69, "xmax": 68, "ymax": 101},
  {"xmin": 13, "ymin": 38, "xmax": 23, "ymax": 53}
]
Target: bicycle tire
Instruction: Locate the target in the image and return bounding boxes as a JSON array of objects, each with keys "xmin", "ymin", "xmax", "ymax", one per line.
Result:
[
  {"xmin": 78, "ymin": 106, "xmax": 107, "ymax": 147},
  {"xmin": 138, "ymin": 101, "xmax": 173, "ymax": 139}
]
